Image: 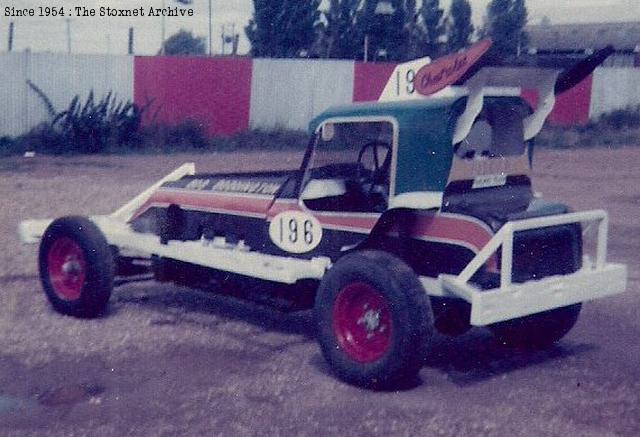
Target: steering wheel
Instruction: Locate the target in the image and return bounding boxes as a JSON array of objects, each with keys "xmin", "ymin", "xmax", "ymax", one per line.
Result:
[{"xmin": 356, "ymin": 141, "xmax": 392, "ymax": 197}]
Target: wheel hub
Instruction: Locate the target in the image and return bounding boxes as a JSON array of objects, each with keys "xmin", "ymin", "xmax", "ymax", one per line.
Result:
[
  {"xmin": 332, "ymin": 282, "xmax": 392, "ymax": 363},
  {"xmin": 62, "ymin": 259, "xmax": 82, "ymax": 275},
  {"xmin": 47, "ymin": 237, "xmax": 86, "ymax": 301},
  {"xmin": 358, "ymin": 308, "xmax": 384, "ymax": 337}
]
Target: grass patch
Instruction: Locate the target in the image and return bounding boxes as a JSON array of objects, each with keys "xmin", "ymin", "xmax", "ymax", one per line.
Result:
[
  {"xmin": 0, "ymin": 121, "xmax": 309, "ymax": 157},
  {"xmin": 3, "ymin": 106, "xmax": 639, "ymax": 157}
]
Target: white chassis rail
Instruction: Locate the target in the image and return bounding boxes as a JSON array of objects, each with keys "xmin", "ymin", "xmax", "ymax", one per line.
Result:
[{"xmin": 19, "ymin": 165, "xmax": 626, "ymax": 325}]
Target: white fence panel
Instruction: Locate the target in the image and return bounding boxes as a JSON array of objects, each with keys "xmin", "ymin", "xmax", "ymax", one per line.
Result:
[
  {"xmin": 590, "ymin": 67, "xmax": 640, "ymax": 118},
  {"xmin": 0, "ymin": 53, "xmax": 28, "ymax": 137},
  {"xmin": 27, "ymin": 53, "xmax": 134, "ymax": 129},
  {"xmin": 250, "ymin": 58, "xmax": 354, "ymax": 131},
  {"xmin": 0, "ymin": 53, "xmax": 133, "ymax": 138}
]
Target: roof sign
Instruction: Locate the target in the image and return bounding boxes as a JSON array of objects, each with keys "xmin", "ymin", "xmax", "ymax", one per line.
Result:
[{"xmin": 415, "ymin": 39, "xmax": 493, "ymax": 96}]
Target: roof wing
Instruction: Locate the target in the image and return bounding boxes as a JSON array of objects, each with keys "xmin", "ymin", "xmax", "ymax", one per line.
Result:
[
  {"xmin": 454, "ymin": 46, "xmax": 614, "ymax": 141},
  {"xmin": 378, "ymin": 40, "xmax": 492, "ymax": 102},
  {"xmin": 455, "ymin": 45, "xmax": 614, "ymax": 94},
  {"xmin": 555, "ymin": 46, "xmax": 615, "ymax": 94},
  {"xmin": 379, "ymin": 42, "xmax": 613, "ymax": 142}
]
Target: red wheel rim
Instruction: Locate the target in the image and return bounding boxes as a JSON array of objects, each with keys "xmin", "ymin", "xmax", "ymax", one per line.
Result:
[
  {"xmin": 332, "ymin": 282, "xmax": 392, "ymax": 363},
  {"xmin": 47, "ymin": 237, "xmax": 86, "ymax": 301}
]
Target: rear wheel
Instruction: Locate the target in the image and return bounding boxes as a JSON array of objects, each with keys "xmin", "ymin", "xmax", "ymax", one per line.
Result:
[
  {"xmin": 39, "ymin": 216, "xmax": 114, "ymax": 318},
  {"xmin": 489, "ymin": 304, "xmax": 582, "ymax": 349},
  {"xmin": 314, "ymin": 251, "xmax": 433, "ymax": 389}
]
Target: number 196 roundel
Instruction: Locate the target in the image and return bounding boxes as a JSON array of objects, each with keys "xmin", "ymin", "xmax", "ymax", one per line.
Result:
[{"xmin": 268, "ymin": 211, "xmax": 323, "ymax": 254}]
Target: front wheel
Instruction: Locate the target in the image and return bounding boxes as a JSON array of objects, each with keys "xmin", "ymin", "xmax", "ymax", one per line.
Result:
[
  {"xmin": 314, "ymin": 251, "xmax": 433, "ymax": 389},
  {"xmin": 489, "ymin": 303, "xmax": 582, "ymax": 349},
  {"xmin": 39, "ymin": 216, "xmax": 114, "ymax": 318}
]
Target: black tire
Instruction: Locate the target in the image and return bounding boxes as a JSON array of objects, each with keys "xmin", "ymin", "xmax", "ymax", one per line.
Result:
[
  {"xmin": 489, "ymin": 303, "xmax": 582, "ymax": 349},
  {"xmin": 39, "ymin": 216, "xmax": 114, "ymax": 318},
  {"xmin": 314, "ymin": 250, "xmax": 433, "ymax": 389},
  {"xmin": 431, "ymin": 297, "xmax": 472, "ymax": 337}
]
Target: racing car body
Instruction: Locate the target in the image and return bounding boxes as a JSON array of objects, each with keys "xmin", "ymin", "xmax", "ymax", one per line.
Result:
[{"xmin": 19, "ymin": 41, "xmax": 627, "ymax": 388}]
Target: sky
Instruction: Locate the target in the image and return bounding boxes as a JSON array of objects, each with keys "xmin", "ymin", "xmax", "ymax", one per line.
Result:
[{"xmin": 0, "ymin": 0, "xmax": 638, "ymax": 56}]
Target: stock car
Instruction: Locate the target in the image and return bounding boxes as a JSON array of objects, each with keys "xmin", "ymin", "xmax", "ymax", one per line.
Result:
[{"xmin": 19, "ymin": 41, "xmax": 627, "ymax": 388}]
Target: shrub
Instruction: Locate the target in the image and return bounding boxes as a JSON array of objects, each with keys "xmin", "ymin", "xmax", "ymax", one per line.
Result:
[
  {"xmin": 537, "ymin": 107, "xmax": 640, "ymax": 149},
  {"xmin": 18, "ymin": 123, "xmax": 66, "ymax": 155},
  {"xmin": 136, "ymin": 120, "xmax": 210, "ymax": 152},
  {"xmin": 27, "ymin": 81, "xmax": 145, "ymax": 154},
  {"xmin": 212, "ymin": 128, "xmax": 308, "ymax": 151},
  {"xmin": 0, "ymin": 136, "xmax": 23, "ymax": 157},
  {"xmin": 597, "ymin": 106, "xmax": 640, "ymax": 130},
  {"xmin": 167, "ymin": 120, "xmax": 209, "ymax": 150}
]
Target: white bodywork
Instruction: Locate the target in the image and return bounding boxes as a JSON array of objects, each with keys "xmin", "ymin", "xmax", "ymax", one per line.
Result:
[
  {"xmin": 18, "ymin": 164, "xmax": 627, "ymax": 326},
  {"xmin": 300, "ymin": 178, "xmax": 347, "ymax": 201},
  {"xmin": 388, "ymin": 191, "xmax": 443, "ymax": 210},
  {"xmin": 19, "ymin": 164, "xmax": 332, "ymax": 285}
]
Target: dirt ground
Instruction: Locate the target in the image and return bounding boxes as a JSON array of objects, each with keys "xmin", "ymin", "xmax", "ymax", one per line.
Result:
[{"xmin": 0, "ymin": 148, "xmax": 638, "ymax": 436}]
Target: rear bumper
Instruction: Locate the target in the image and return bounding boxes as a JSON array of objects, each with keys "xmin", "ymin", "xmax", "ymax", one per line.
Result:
[
  {"xmin": 439, "ymin": 263, "xmax": 627, "ymax": 326},
  {"xmin": 420, "ymin": 209, "xmax": 627, "ymax": 326}
]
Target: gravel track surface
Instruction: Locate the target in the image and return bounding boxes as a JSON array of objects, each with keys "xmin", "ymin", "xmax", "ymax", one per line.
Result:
[{"xmin": 0, "ymin": 149, "xmax": 638, "ymax": 436}]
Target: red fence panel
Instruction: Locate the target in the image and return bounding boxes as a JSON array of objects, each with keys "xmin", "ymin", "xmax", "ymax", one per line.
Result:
[
  {"xmin": 134, "ymin": 56, "xmax": 253, "ymax": 136},
  {"xmin": 522, "ymin": 74, "xmax": 593, "ymax": 127},
  {"xmin": 353, "ymin": 62, "xmax": 396, "ymax": 102}
]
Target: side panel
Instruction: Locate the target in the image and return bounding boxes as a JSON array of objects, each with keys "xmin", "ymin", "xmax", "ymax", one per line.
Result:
[
  {"xmin": 267, "ymin": 200, "xmax": 493, "ymax": 269},
  {"xmin": 394, "ymin": 106, "xmax": 455, "ymax": 194}
]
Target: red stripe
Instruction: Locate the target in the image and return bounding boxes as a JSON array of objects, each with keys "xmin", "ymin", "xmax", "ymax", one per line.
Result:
[
  {"xmin": 411, "ymin": 214, "xmax": 492, "ymax": 253},
  {"xmin": 133, "ymin": 195, "xmax": 498, "ymax": 271},
  {"xmin": 131, "ymin": 190, "xmax": 273, "ymax": 221},
  {"xmin": 268, "ymin": 201, "xmax": 493, "ymax": 254}
]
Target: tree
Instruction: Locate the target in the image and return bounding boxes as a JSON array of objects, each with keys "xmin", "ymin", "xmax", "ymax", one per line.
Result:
[
  {"xmin": 447, "ymin": 0, "xmax": 473, "ymax": 53},
  {"xmin": 351, "ymin": 0, "xmax": 426, "ymax": 62},
  {"xmin": 420, "ymin": 0, "xmax": 445, "ymax": 58},
  {"xmin": 359, "ymin": 0, "xmax": 410, "ymax": 61},
  {"xmin": 162, "ymin": 30, "xmax": 206, "ymax": 56},
  {"xmin": 485, "ymin": 0, "xmax": 528, "ymax": 57},
  {"xmin": 246, "ymin": 0, "xmax": 321, "ymax": 58},
  {"xmin": 403, "ymin": 0, "xmax": 425, "ymax": 60},
  {"xmin": 321, "ymin": 0, "xmax": 362, "ymax": 59}
]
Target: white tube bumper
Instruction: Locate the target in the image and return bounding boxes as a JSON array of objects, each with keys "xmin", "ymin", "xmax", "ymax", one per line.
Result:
[{"xmin": 440, "ymin": 263, "xmax": 627, "ymax": 326}]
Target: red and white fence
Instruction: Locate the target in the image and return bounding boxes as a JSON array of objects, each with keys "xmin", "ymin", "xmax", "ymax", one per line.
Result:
[{"xmin": 0, "ymin": 52, "xmax": 639, "ymax": 138}]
